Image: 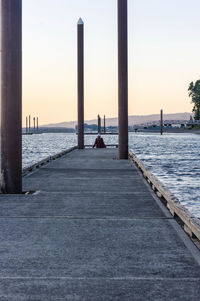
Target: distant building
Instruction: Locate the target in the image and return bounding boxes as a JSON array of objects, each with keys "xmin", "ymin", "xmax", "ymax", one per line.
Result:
[{"xmin": 187, "ymin": 115, "xmax": 200, "ymax": 126}]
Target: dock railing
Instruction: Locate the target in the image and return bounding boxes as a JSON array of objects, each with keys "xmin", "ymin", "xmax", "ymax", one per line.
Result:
[{"xmin": 129, "ymin": 150, "xmax": 200, "ymax": 243}]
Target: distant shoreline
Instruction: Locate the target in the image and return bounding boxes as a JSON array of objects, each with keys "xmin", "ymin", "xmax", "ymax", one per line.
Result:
[
  {"xmin": 22, "ymin": 128, "xmax": 200, "ymax": 135},
  {"xmin": 137, "ymin": 129, "xmax": 200, "ymax": 135}
]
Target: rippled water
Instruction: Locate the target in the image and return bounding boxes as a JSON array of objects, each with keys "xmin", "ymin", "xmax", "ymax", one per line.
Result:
[
  {"xmin": 23, "ymin": 132, "xmax": 200, "ymax": 218},
  {"xmin": 23, "ymin": 133, "xmax": 77, "ymax": 167},
  {"xmin": 129, "ymin": 133, "xmax": 200, "ymax": 218}
]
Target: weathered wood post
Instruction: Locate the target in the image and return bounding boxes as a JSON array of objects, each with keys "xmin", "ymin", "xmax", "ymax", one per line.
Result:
[
  {"xmin": 77, "ymin": 18, "xmax": 84, "ymax": 149},
  {"xmin": 1, "ymin": 0, "xmax": 22, "ymax": 193},
  {"xmin": 118, "ymin": 0, "xmax": 128, "ymax": 159},
  {"xmin": 160, "ymin": 109, "xmax": 163, "ymax": 135},
  {"xmin": 104, "ymin": 115, "xmax": 106, "ymax": 133}
]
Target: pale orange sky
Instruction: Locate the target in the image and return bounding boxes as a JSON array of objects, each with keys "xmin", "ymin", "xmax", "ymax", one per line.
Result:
[{"xmin": 22, "ymin": 0, "xmax": 198, "ymax": 126}]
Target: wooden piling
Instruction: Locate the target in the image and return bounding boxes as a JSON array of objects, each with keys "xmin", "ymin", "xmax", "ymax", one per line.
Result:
[
  {"xmin": 77, "ymin": 18, "xmax": 84, "ymax": 149},
  {"xmin": 98, "ymin": 115, "xmax": 101, "ymax": 134},
  {"xmin": 99, "ymin": 116, "xmax": 102, "ymax": 133},
  {"xmin": 26, "ymin": 117, "xmax": 28, "ymax": 134},
  {"xmin": 160, "ymin": 109, "xmax": 163, "ymax": 135},
  {"xmin": 29, "ymin": 115, "xmax": 31, "ymax": 133},
  {"xmin": 37, "ymin": 117, "xmax": 39, "ymax": 133},
  {"xmin": 118, "ymin": 0, "xmax": 128, "ymax": 159},
  {"xmin": 33, "ymin": 117, "xmax": 36, "ymax": 133},
  {"xmin": 1, "ymin": 0, "xmax": 22, "ymax": 193}
]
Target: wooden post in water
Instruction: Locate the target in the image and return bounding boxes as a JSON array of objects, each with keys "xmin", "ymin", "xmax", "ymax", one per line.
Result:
[
  {"xmin": 37, "ymin": 117, "xmax": 39, "ymax": 133},
  {"xmin": 29, "ymin": 115, "xmax": 31, "ymax": 133},
  {"xmin": 33, "ymin": 117, "xmax": 36, "ymax": 133},
  {"xmin": 26, "ymin": 117, "xmax": 28, "ymax": 133},
  {"xmin": 1, "ymin": 0, "xmax": 22, "ymax": 193},
  {"xmin": 77, "ymin": 18, "xmax": 84, "ymax": 149},
  {"xmin": 160, "ymin": 109, "xmax": 163, "ymax": 135},
  {"xmin": 98, "ymin": 115, "xmax": 101, "ymax": 134},
  {"xmin": 104, "ymin": 115, "xmax": 106, "ymax": 133},
  {"xmin": 99, "ymin": 116, "xmax": 102, "ymax": 133},
  {"xmin": 118, "ymin": 0, "xmax": 128, "ymax": 159}
]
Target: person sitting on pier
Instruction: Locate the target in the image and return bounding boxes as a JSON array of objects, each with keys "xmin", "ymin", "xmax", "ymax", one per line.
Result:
[{"xmin": 93, "ymin": 134, "xmax": 106, "ymax": 149}]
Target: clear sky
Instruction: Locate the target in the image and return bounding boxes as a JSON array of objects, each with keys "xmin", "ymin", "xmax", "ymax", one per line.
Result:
[{"xmin": 22, "ymin": 0, "xmax": 200, "ymax": 125}]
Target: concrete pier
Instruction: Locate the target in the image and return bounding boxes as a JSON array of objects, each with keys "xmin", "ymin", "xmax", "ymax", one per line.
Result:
[{"xmin": 0, "ymin": 148, "xmax": 199, "ymax": 299}]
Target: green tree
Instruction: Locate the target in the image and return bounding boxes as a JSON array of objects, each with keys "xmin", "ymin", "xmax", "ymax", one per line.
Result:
[{"xmin": 188, "ymin": 80, "xmax": 200, "ymax": 120}]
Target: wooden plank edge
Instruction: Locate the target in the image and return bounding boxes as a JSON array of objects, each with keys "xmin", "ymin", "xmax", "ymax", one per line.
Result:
[
  {"xmin": 22, "ymin": 146, "xmax": 78, "ymax": 177},
  {"xmin": 129, "ymin": 150, "xmax": 200, "ymax": 242}
]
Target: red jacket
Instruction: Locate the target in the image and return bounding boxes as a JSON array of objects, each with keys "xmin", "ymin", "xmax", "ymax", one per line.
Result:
[{"xmin": 93, "ymin": 137, "xmax": 106, "ymax": 148}]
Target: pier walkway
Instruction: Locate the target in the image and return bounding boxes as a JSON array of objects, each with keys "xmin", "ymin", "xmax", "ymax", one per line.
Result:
[{"xmin": 0, "ymin": 148, "xmax": 200, "ymax": 300}]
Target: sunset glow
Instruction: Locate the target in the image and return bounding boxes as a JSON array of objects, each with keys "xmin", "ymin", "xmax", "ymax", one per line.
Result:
[{"xmin": 22, "ymin": 0, "xmax": 200, "ymax": 125}]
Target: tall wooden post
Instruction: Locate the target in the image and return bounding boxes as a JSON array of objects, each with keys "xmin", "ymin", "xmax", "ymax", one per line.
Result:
[
  {"xmin": 118, "ymin": 0, "xmax": 128, "ymax": 159},
  {"xmin": 77, "ymin": 18, "xmax": 84, "ymax": 149},
  {"xmin": 104, "ymin": 115, "xmax": 106, "ymax": 133},
  {"xmin": 160, "ymin": 109, "xmax": 163, "ymax": 135},
  {"xmin": 1, "ymin": 0, "xmax": 22, "ymax": 193}
]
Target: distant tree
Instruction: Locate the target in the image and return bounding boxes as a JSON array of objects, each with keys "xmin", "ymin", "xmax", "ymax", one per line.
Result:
[{"xmin": 188, "ymin": 80, "xmax": 200, "ymax": 120}]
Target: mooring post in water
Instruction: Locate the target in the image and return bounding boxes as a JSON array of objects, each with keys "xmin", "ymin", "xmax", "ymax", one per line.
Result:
[
  {"xmin": 118, "ymin": 0, "xmax": 128, "ymax": 159},
  {"xmin": 97, "ymin": 115, "xmax": 100, "ymax": 133},
  {"xmin": 26, "ymin": 117, "xmax": 28, "ymax": 133},
  {"xmin": 104, "ymin": 115, "xmax": 106, "ymax": 133},
  {"xmin": 77, "ymin": 18, "xmax": 84, "ymax": 149},
  {"xmin": 33, "ymin": 117, "xmax": 36, "ymax": 133},
  {"xmin": 37, "ymin": 117, "xmax": 39, "ymax": 133},
  {"xmin": 98, "ymin": 115, "xmax": 101, "ymax": 134},
  {"xmin": 1, "ymin": 0, "xmax": 22, "ymax": 193},
  {"xmin": 160, "ymin": 109, "xmax": 163, "ymax": 135},
  {"xmin": 29, "ymin": 115, "xmax": 31, "ymax": 133}
]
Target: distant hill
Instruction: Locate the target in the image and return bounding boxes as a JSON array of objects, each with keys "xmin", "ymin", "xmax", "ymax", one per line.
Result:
[{"xmin": 42, "ymin": 112, "xmax": 192, "ymax": 128}]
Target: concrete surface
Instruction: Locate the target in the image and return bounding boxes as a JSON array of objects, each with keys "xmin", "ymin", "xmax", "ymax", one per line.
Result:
[{"xmin": 0, "ymin": 148, "xmax": 199, "ymax": 300}]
